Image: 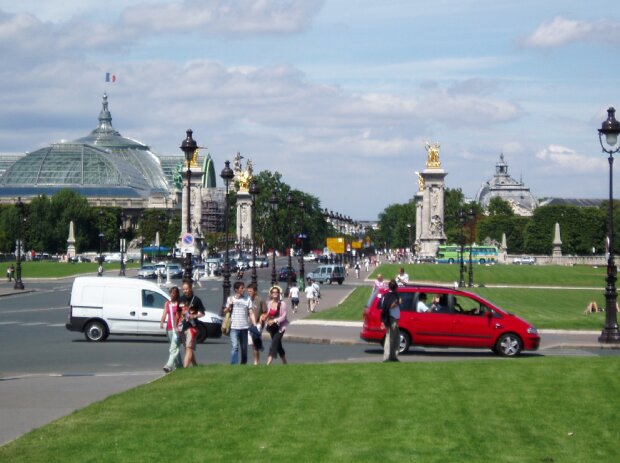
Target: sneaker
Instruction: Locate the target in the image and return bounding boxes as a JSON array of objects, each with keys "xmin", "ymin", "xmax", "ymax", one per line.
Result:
[{"xmin": 163, "ymin": 367, "xmax": 171, "ymax": 373}]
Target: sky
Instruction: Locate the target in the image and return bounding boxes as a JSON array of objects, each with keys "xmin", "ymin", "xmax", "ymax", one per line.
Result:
[{"xmin": 1, "ymin": 0, "xmax": 619, "ymax": 220}]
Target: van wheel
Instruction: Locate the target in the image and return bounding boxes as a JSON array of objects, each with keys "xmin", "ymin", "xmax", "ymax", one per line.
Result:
[
  {"xmin": 448, "ymin": 258, "xmax": 454, "ymax": 264},
  {"xmin": 338, "ymin": 280, "xmax": 343, "ymax": 285},
  {"xmin": 196, "ymin": 323, "xmax": 207, "ymax": 343},
  {"xmin": 494, "ymin": 333, "xmax": 522, "ymax": 357},
  {"xmin": 479, "ymin": 258, "xmax": 486, "ymax": 264},
  {"xmin": 325, "ymin": 278, "xmax": 332, "ymax": 285},
  {"xmin": 84, "ymin": 320, "xmax": 108, "ymax": 342},
  {"xmin": 399, "ymin": 331, "xmax": 411, "ymax": 354}
]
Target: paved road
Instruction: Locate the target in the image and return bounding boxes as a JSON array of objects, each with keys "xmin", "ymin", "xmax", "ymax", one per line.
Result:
[{"xmin": 0, "ymin": 262, "xmax": 617, "ymax": 446}]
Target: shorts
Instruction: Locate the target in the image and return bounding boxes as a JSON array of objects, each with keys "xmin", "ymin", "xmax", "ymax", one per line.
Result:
[
  {"xmin": 291, "ymin": 298, "xmax": 299, "ymax": 306},
  {"xmin": 185, "ymin": 328, "xmax": 197, "ymax": 350}
]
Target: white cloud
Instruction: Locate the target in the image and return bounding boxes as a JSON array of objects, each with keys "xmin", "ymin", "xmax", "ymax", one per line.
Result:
[
  {"xmin": 535, "ymin": 144, "xmax": 605, "ymax": 172},
  {"xmin": 121, "ymin": 0, "xmax": 324, "ymax": 35},
  {"xmin": 523, "ymin": 16, "xmax": 620, "ymax": 48}
]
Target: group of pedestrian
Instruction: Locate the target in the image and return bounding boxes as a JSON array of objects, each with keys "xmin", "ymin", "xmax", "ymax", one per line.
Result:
[
  {"xmin": 161, "ymin": 279, "xmax": 290, "ymax": 370},
  {"xmin": 159, "ymin": 281, "xmax": 206, "ymax": 372}
]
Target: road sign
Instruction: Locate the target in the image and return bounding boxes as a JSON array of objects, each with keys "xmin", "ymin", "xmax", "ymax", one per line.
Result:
[
  {"xmin": 181, "ymin": 233, "xmax": 194, "ymax": 253},
  {"xmin": 326, "ymin": 237, "xmax": 345, "ymax": 254}
]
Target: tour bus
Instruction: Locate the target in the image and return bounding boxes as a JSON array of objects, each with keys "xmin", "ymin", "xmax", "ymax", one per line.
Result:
[{"xmin": 436, "ymin": 245, "xmax": 498, "ymax": 264}]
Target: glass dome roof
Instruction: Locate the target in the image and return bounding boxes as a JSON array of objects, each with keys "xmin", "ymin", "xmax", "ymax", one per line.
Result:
[{"xmin": 0, "ymin": 93, "xmax": 169, "ymax": 200}]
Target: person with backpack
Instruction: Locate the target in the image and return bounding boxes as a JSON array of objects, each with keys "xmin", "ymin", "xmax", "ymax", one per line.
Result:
[{"xmin": 380, "ymin": 279, "xmax": 401, "ymax": 362}]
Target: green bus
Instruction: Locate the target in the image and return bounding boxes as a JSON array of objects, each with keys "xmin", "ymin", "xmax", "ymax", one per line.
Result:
[{"xmin": 436, "ymin": 245, "xmax": 498, "ymax": 264}]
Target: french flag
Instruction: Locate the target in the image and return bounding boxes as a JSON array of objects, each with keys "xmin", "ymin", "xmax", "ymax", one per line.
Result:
[{"xmin": 105, "ymin": 73, "xmax": 116, "ymax": 83}]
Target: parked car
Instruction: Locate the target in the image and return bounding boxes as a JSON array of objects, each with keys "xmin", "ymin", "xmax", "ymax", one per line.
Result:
[
  {"xmin": 360, "ymin": 284, "xmax": 540, "ymax": 357},
  {"xmin": 65, "ymin": 277, "xmax": 223, "ymax": 342},
  {"xmin": 307, "ymin": 265, "xmax": 346, "ymax": 285},
  {"xmin": 303, "ymin": 253, "xmax": 318, "ymax": 262},
  {"xmin": 278, "ymin": 267, "xmax": 297, "ymax": 282},
  {"xmin": 513, "ymin": 256, "xmax": 536, "ymax": 265},
  {"xmin": 165, "ymin": 263, "xmax": 183, "ymax": 278},
  {"xmin": 137, "ymin": 265, "xmax": 157, "ymax": 279}
]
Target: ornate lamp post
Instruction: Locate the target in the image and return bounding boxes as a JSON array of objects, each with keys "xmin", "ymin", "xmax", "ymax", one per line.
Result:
[
  {"xmin": 98, "ymin": 209, "xmax": 104, "ymax": 277},
  {"xmin": 467, "ymin": 208, "xmax": 475, "ymax": 287},
  {"xmin": 13, "ymin": 197, "xmax": 25, "ymax": 290},
  {"xmin": 180, "ymin": 130, "xmax": 197, "ymax": 281},
  {"xmin": 249, "ymin": 180, "xmax": 260, "ymax": 287},
  {"xmin": 269, "ymin": 192, "xmax": 279, "ymax": 286},
  {"xmin": 119, "ymin": 212, "xmax": 126, "ymax": 276},
  {"xmin": 458, "ymin": 209, "xmax": 466, "ymax": 288},
  {"xmin": 299, "ymin": 200, "xmax": 305, "ymax": 289},
  {"xmin": 598, "ymin": 107, "xmax": 620, "ymax": 343},
  {"xmin": 221, "ymin": 160, "xmax": 235, "ymax": 308},
  {"xmin": 286, "ymin": 192, "xmax": 294, "ymax": 291},
  {"xmin": 139, "ymin": 212, "xmax": 145, "ymax": 267}
]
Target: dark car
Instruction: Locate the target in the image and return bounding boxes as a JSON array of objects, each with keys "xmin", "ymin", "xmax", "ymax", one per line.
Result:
[
  {"xmin": 278, "ymin": 267, "xmax": 297, "ymax": 282},
  {"xmin": 360, "ymin": 284, "xmax": 540, "ymax": 357}
]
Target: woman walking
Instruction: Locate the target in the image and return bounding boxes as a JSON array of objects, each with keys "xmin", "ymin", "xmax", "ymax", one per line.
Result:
[
  {"xmin": 160, "ymin": 286, "xmax": 182, "ymax": 373},
  {"xmin": 263, "ymin": 285, "xmax": 289, "ymax": 365}
]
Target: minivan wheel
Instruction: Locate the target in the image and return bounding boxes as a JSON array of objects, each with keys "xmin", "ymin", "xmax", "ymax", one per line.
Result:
[
  {"xmin": 84, "ymin": 320, "xmax": 108, "ymax": 342},
  {"xmin": 338, "ymin": 280, "xmax": 343, "ymax": 285},
  {"xmin": 398, "ymin": 331, "xmax": 411, "ymax": 354},
  {"xmin": 495, "ymin": 333, "xmax": 522, "ymax": 357},
  {"xmin": 325, "ymin": 278, "xmax": 332, "ymax": 285}
]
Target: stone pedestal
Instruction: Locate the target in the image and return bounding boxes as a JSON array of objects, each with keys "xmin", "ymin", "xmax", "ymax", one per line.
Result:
[
  {"xmin": 417, "ymin": 169, "xmax": 448, "ymax": 257},
  {"xmin": 180, "ymin": 166, "xmax": 205, "ymax": 255},
  {"xmin": 236, "ymin": 192, "xmax": 252, "ymax": 246}
]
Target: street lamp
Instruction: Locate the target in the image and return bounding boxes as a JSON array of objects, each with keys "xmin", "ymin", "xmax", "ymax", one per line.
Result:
[
  {"xmin": 119, "ymin": 212, "xmax": 126, "ymax": 276},
  {"xmin": 139, "ymin": 213, "xmax": 145, "ymax": 267},
  {"xmin": 250, "ymin": 180, "xmax": 260, "ymax": 287},
  {"xmin": 458, "ymin": 209, "xmax": 466, "ymax": 288},
  {"xmin": 269, "ymin": 192, "xmax": 279, "ymax": 286},
  {"xmin": 180, "ymin": 129, "xmax": 197, "ymax": 282},
  {"xmin": 299, "ymin": 200, "xmax": 306, "ymax": 290},
  {"xmin": 286, "ymin": 192, "xmax": 294, "ymax": 292},
  {"xmin": 98, "ymin": 209, "xmax": 104, "ymax": 277},
  {"xmin": 468, "ymin": 208, "xmax": 475, "ymax": 287},
  {"xmin": 406, "ymin": 223, "xmax": 412, "ymax": 261},
  {"xmin": 221, "ymin": 160, "xmax": 235, "ymax": 308},
  {"xmin": 598, "ymin": 106, "xmax": 620, "ymax": 344},
  {"xmin": 13, "ymin": 197, "xmax": 25, "ymax": 290}
]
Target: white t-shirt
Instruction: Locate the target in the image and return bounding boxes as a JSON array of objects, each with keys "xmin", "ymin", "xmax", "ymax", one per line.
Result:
[
  {"xmin": 305, "ymin": 285, "xmax": 317, "ymax": 299},
  {"xmin": 289, "ymin": 286, "xmax": 300, "ymax": 299},
  {"xmin": 417, "ymin": 301, "xmax": 430, "ymax": 312}
]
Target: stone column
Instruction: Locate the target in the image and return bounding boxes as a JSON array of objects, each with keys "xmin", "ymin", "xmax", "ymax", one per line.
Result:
[
  {"xmin": 552, "ymin": 222, "xmax": 562, "ymax": 262},
  {"xmin": 236, "ymin": 192, "xmax": 252, "ymax": 246},
  {"xmin": 67, "ymin": 221, "xmax": 76, "ymax": 258},
  {"xmin": 418, "ymin": 169, "xmax": 448, "ymax": 257}
]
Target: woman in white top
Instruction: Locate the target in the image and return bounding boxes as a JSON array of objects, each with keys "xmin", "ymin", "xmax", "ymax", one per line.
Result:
[{"xmin": 224, "ymin": 281, "xmax": 257, "ymax": 365}]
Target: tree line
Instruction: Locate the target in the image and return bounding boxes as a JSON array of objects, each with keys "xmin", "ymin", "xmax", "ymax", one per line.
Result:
[{"xmin": 373, "ymin": 188, "xmax": 617, "ymax": 256}]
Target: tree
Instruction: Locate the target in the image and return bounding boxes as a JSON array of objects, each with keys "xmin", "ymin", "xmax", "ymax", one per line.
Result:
[
  {"xmin": 487, "ymin": 197, "xmax": 514, "ymax": 217},
  {"xmin": 376, "ymin": 201, "xmax": 416, "ymax": 249}
]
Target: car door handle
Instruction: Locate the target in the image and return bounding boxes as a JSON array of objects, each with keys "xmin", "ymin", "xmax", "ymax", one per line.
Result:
[
  {"xmin": 130, "ymin": 311, "xmax": 136, "ymax": 316},
  {"xmin": 142, "ymin": 312, "xmax": 148, "ymax": 316}
]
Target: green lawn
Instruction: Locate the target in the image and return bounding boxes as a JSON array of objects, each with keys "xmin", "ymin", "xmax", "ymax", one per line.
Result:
[
  {"xmin": 1, "ymin": 359, "xmax": 618, "ymax": 462},
  {"xmin": 373, "ymin": 263, "xmax": 606, "ymax": 287},
  {"xmin": 2, "ymin": 261, "xmax": 139, "ymax": 278},
  {"xmin": 313, "ymin": 264, "xmax": 609, "ymax": 329}
]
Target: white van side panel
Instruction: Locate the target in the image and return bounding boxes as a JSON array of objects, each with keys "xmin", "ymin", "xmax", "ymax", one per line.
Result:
[
  {"xmin": 104, "ymin": 286, "xmax": 139, "ymax": 334},
  {"xmin": 71, "ymin": 282, "xmax": 105, "ymax": 319},
  {"xmin": 137, "ymin": 289, "xmax": 168, "ymax": 334}
]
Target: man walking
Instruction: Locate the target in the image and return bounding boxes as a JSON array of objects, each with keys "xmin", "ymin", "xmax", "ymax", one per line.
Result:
[
  {"xmin": 380, "ymin": 279, "xmax": 401, "ymax": 362},
  {"xmin": 304, "ymin": 278, "xmax": 319, "ymax": 313}
]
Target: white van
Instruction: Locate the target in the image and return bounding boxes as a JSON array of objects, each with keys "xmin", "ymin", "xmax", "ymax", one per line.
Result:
[{"xmin": 65, "ymin": 277, "xmax": 222, "ymax": 342}]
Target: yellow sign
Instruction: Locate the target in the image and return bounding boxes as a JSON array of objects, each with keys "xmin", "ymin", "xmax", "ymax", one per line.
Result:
[
  {"xmin": 326, "ymin": 237, "xmax": 345, "ymax": 254},
  {"xmin": 351, "ymin": 240, "xmax": 362, "ymax": 249}
]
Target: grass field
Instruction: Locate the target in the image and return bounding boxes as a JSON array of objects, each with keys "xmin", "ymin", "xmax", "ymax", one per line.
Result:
[
  {"xmin": 1, "ymin": 261, "xmax": 139, "ymax": 278},
  {"xmin": 1, "ymin": 358, "xmax": 618, "ymax": 462},
  {"xmin": 373, "ymin": 263, "xmax": 605, "ymax": 287},
  {"xmin": 312, "ymin": 263, "xmax": 609, "ymax": 330}
]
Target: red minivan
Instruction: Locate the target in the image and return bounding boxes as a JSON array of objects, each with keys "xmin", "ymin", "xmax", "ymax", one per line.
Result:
[{"xmin": 360, "ymin": 284, "xmax": 540, "ymax": 357}]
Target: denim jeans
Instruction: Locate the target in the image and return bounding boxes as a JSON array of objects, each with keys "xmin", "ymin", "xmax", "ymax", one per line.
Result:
[
  {"xmin": 165, "ymin": 330, "xmax": 182, "ymax": 369},
  {"xmin": 230, "ymin": 328, "xmax": 249, "ymax": 365}
]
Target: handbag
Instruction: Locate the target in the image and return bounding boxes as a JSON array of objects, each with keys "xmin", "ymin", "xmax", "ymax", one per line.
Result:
[
  {"xmin": 221, "ymin": 311, "xmax": 232, "ymax": 336},
  {"xmin": 266, "ymin": 301, "xmax": 281, "ymax": 336}
]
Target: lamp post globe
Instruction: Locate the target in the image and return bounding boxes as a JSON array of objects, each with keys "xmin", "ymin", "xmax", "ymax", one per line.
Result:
[
  {"xmin": 598, "ymin": 107, "xmax": 620, "ymax": 344},
  {"xmin": 180, "ymin": 129, "xmax": 198, "ymax": 282},
  {"xmin": 249, "ymin": 180, "xmax": 260, "ymax": 287},
  {"xmin": 269, "ymin": 192, "xmax": 279, "ymax": 286},
  {"xmin": 220, "ymin": 160, "xmax": 235, "ymax": 308}
]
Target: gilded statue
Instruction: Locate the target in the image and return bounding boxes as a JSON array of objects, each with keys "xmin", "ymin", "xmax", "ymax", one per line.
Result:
[
  {"xmin": 415, "ymin": 171, "xmax": 424, "ymax": 191},
  {"xmin": 233, "ymin": 152, "xmax": 253, "ymax": 192},
  {"xmin": 425, "ymin": 142, "xmax": 441, "ymax": 169}
]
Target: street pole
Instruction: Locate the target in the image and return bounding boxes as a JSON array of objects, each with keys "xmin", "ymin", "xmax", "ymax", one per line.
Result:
[
  {"xmin": 13, "ymin": 197, "xmax": 25, "ymax": 290},
  {"xmin": 286, "ymin": 192, "xmax": 294, "ymax": 292},
  {"xmin": 221, "ymin": 160, "xmax": 235, "ymax": 308},
  {"xmin": 299, "ymin": 200, "xmax": 305, "ymax": 290},
  {"xmin": 598, "ymin": 107, "xmax": 620, "ymax": 343},
  {"xmin": 468, "ymin": 208, "xmax": 475, "ymax": 287},
  {"xmin": 269, "ymin": 192, "xmax": 278, "ymax": 287},
  {"xmin": 458, "ymin": 209, "xmax": 465, "ymax": 288},
  {"xmin": 180, "ymin": 130, "xmax": 197, "ymax": 282},
  {"xmin": 250, "ymin": 180, "xmax": 260, "ymax": 287}
]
